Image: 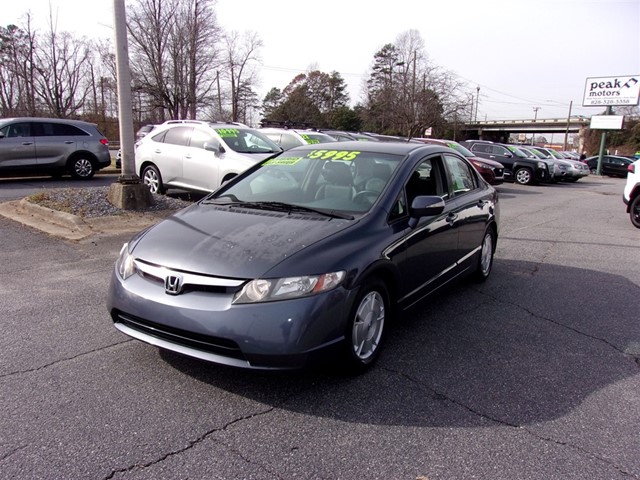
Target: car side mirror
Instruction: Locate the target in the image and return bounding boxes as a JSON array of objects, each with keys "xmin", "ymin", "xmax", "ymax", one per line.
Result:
[
  {"xmin": 0, "ymin": 131, "xmax": 4, "ymax": 139},
  {"xmin": 408, "ymin": 195, "xmax": 445, "ymax": 228},
  {"xmin": 203, "ymin": 141, "xmax": 224, "ymax": 155},
  {"xmin": 504, "ymin": 153, "xmax": 513, "ymax": 158}
]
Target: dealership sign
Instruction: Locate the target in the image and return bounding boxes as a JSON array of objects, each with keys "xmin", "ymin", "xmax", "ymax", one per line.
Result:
[
  {"xmin": 590, "ymin": 115, "xmax": 624, "ymax": 129},
  {"xmin": 583, "ymin": 75, "xmax": 640, "ymax": 106}
]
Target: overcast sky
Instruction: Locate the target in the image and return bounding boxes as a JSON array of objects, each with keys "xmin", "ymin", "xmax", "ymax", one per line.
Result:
[{"xmin": 4, "ymin": 0, "xmax": 640, "ymax": 121}]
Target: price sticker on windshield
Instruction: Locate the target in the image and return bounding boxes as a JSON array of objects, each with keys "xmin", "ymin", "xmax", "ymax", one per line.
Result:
[
  {"xmin": 264, "ymin": 156, "xmax": 303, "ymax": 166},
  {"xmin": 306, "ymin": 150, "xmax": 361, "ymax": 161},
  {"xmin": 215, "ymin": 128, "xmax": 239, "ymax": 138},
  {"xmin": 300, "ymin": 134, "xmax": 320, "ymax": 145}
]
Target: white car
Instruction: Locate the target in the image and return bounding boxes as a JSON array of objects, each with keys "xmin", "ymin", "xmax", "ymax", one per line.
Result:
[
  {"xmin": 260, "ymin": 127, "xmax": 337, "ymax": 150},
  {"xmin": 623, "ymin": 158, "xmax": 640, "ymax": 228},
  {"xmin": 135, "ymin": 120, "xmax": 282, "ymax": 194}
]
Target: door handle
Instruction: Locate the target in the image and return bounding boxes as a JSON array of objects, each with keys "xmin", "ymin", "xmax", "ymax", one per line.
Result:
[
  {"xmin": 154, "ymin": 149, "xmax": 162, "ymax": 153},
  {"xmin": 477, "ymin": 199, "xmax": 487, "ymax": 208},
  {"xmin": 446, "ymin": 213, "xmax": 458, "ymax": 225},
  {"xmin": 64, "ymin": 141, "xmax": 74, "ymax": 144},
  {"xmin": 22, "ymin": 142, "xmax": 33, "ymax": 146},
  {"xmin": 184, "ymin": 154, "xmax": 192, "ymax": 159}
]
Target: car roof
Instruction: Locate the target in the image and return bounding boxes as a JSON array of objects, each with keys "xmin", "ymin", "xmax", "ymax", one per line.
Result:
[
  {"xmin": 0, "ymin": 117, "xmax": 96, "ymax": 126},
  {"xmin": 288, "ymin": 139, "xmax": 443, "ymax": 156}
]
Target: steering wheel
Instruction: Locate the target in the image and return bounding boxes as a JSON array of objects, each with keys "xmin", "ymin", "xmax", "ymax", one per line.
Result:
[{"xmin": 353, "ymin": 190, "xmax": 379, "ymax": 206}]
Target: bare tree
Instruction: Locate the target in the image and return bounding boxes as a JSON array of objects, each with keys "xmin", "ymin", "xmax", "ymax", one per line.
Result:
[
  {"xmin": 222, "ymin": 30, "xmax": 263, "ymax": 122},
  {"xmin": 363, "ymin": 29, "xmax": 471, "ymax": 137},
  {"xmin": 127, "ymin": 0, "xmax": 221, "ymax": 121},
  {"xmin": 0, "ymin": 16, "xmax": 39, "ymax": 116}
]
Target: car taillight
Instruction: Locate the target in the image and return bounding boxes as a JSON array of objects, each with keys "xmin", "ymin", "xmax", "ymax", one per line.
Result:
[
  {"xmin": 100, "ymin": 138, "xmax": 109, "ymax": 146},
  {"xmin": 630, "ymin": 163, "xmax": 636, "ymax": 174}
]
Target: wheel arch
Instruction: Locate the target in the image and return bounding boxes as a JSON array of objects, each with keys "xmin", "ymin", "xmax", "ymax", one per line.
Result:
[{"xmin": 66, "ymin": 150, "xmax": 98, "ymax": 168}]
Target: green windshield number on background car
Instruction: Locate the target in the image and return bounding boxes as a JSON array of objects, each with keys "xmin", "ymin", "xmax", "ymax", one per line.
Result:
[
  {"xmin": 215, "ymin": 128, "xmax": 239, "ymax": 138},
  {"xmin": 306, "ymin": 150, "xmax": 361, "ymax": 161},
  {"xmin": 264, "ymin": 157, "xmax": 303, "ymax": 166},
  {"xmin": 300, "ymin": 134, "xmax": 320, "ymax": 144}
]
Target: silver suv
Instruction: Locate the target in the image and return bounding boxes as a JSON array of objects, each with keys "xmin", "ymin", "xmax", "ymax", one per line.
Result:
[
  {"xmin": 135, "ymin": 120, "xmax": 282, "ymax": 194},
  {"xmin": 0, "ymin": 117, "xmax": 111, "ymax": 179}
]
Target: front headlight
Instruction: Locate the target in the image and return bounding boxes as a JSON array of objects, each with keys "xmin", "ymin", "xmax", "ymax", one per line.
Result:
[
  {"xmin": 116, "ymin": 243, "xmax": 136, "ymax": 280},
  {"xmin": 537, "ymin": 161, "xmax": 547, "ymax": 169},
  {"xmin": 233, "ymin": 271, "xmax": 346, "ymax": 304}
]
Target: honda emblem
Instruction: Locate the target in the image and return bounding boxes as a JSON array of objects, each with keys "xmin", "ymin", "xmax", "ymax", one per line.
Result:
[{"xmin": 164, "ymin": 274, "xmax": 183, "ymax": 295}]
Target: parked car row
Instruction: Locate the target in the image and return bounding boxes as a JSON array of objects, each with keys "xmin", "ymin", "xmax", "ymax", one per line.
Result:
[{"xmin": 460, "ymin": 140, "xmax": 590, "ymax": 185}]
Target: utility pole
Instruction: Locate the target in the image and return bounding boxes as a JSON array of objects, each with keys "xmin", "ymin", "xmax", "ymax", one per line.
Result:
[
  {"xmin": 474, "ymin": 86, "xmax": 480, "ymax": 122},
  {"xmin": 533, "ymin": 107, "xmax": 541, "ymax": 121},
  {"xmin": 469, "ymin": 94, "xmax": 474, "ymax": 123},
  {"xmin": 563, "ymin": 100, "xmax": 573, "ymax": 151},
  {"xmin": 107, "ymin": 0, "xmax": 152, "ymax": 209},
  {"xmin": 532, "ymin": 107, "xmax": 541, "ymax": 145}
]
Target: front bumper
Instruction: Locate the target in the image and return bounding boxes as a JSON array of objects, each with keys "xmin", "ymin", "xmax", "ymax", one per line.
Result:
[{"xmin": 107, "ymin": 268, "xmax": 356, "ymax": 370}]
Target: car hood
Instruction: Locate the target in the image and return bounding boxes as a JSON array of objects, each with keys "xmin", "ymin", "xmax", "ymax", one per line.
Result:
[
  {"xmin": 131, "ymin": 203, "xmax": 353, "ymax": 278},
  {"xmin": 469, "ymin": 155, "xmax": 504, "ymax": 168}
]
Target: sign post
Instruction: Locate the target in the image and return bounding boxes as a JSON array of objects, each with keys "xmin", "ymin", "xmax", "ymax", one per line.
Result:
[{"xmin": 583, "ymin": 75, "xmax": 640, "ymax": 175}]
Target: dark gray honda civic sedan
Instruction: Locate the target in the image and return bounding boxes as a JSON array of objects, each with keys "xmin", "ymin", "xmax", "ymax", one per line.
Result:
[{"xmin": 107, "ymin": 141, "xmax": 499, "ymax": 373}]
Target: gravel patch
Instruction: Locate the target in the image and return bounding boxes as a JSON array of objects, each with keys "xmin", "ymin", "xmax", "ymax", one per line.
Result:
[{"xmin": 27, "ymin": 187, "xmax": 193, "ymax": 218}]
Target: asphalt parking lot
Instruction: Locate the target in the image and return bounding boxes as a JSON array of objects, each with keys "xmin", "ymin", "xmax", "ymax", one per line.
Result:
[{"xmin": 1, "ymin": 176, "xmax": 639, "ymax": 479}]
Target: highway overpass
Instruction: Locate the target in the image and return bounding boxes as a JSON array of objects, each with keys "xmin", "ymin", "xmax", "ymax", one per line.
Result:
[{"xmin": 461, "ymin": 117, "xmax": 590, "ymax": 148}]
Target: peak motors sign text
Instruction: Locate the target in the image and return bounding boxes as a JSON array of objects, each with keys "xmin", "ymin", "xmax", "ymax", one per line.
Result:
[{"xmin": 583, "ymin": 75, "xmax": 640, "ymax": 107}]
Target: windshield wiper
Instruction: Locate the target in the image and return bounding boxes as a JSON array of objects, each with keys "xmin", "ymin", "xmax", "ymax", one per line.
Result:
[{"xmin": 204, "ymin": 199, "xmax": 353, "ymax": 220}]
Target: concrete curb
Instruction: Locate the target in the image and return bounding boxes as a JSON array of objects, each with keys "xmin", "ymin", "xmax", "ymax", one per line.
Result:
[
  {"xmin": 0, "ymin": 199, "xmax": 93, "ymax": 240},
  {"xmin": 0, "ymin": 198, "xmax": 174, "ymax": 242}
]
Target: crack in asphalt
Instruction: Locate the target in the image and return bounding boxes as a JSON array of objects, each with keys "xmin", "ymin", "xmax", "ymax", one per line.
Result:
[
  {"xmin": 472, "ymin": 286, "xmax": 640, "ymax": 366},
  {"xmin": 102, "ymin": 407, "xmax": 281, "ymax": 480},
  {"xmin": 383, "ymin": 367, "xmax": 639, "ymax": 479},
  {"xmin": 0, "ymin": 339, "xmax": 133, "ymax": 379},
  {"xmin": 0, "ymin": 444, "xmax": 28, "ymax": 463}
]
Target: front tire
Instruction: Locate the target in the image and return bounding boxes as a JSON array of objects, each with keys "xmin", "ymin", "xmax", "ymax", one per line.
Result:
[
  {"xmin": 630, "ymin": 196, "xmax": 640, "ymax": 229},
  {"xmin": 142, "ymin": 165, "xmax": 165, "ymax": 195},
  {"xmin": 514, "ymin": 167, "xmax": 533, "ymax": 185},
  {"xmin": 473, "ymin": 228, "xmax": 495, "ymax": 282},
  {"xmin": 343, "ymin": 279, "xmax": 389, "ymax": 374}
]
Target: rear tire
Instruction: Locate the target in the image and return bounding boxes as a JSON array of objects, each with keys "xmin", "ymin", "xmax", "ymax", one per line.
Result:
[
  {"xmin": 69, "ymin": 156, "xmax": 96, "ymax": 179},
  {"xmin": 473, "ymin": 228, "xmax": 495, "ymax": 282},
  {"xmin": 630, "ymin": 196, "xmax": 640, "ymax": 229}
]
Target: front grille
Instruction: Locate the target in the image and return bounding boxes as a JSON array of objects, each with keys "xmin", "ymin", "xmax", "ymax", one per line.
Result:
[{"xmin": 114, "ymin": 310, "xmax": 246, "ymax": 360}]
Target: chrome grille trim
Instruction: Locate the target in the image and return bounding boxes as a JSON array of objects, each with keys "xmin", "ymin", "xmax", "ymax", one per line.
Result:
[{"xmin": 134, "ymin": 260, "xmax": 245, "ymax": 288}]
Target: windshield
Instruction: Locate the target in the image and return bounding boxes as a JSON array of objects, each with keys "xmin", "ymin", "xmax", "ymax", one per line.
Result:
[
  {"xmin": 298, "ymin": 132, "xmax": 336, "ymax": 144},
  {"xmin": 210, "ymin": 147, "xmax": 403, "ymax": 214},
  {"xmin": 548, "ymin": 149, "xmax": 564, "ymax": 159},
  {"xmin": 213, "ymin": 127, "xmax": 282, "ymax": 154},
  {"xmin": 506, "ymin": 145, "xmax": 530, "ymax": 158},
  {"xmin": 528, "ymin": 148, "xmax": 549, "ymax": 159},
  {"xmin": 445, "ymin": 142, "xmax": 475, "ymax": 157}
]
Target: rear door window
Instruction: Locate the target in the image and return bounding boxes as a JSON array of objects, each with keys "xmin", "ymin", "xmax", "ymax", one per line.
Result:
[
  {"xmin": 162, "ymin": 127, "xmax": 192, "ymax": 146},
  {"xmin": 34, "ymin": 123, "xmax": 89, "ymax": 136}
]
